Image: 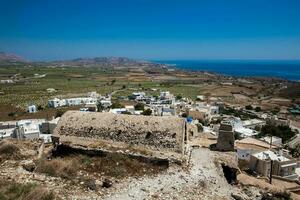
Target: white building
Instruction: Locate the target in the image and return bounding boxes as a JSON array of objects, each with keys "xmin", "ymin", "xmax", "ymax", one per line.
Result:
[
  {"xmin": 100, "ymin": 100, "xmax": 112, "ymax": 108},
  {"xmin": 48, "ymin": 98, "xmax": 66, "ymax": 108},
  {"xmin": 0, "ymin": 128, "xmax": 14, "ymax": 140},
  {"xmin": 28, "ymin": 105, "xmax": 37, "ymax": 113},
  {"xmin": 48, "ymin": 97, "xmax": 97, "ymax": 108},
  {"xmin": 39, "ymin": 134, "xmax": 52, "ymax": 143},
  {"xmin": 222, "ymin": 117, "xmax": 259, "ymax": 138},
  {"xmin": 15, "ymin": 119, "xmax": 45, "ymax": 140},
  {"xmin": 243, "ymin": 119, "xmax": 266, "ymax": 129},
  {"xmin": 109, "ymin": 108, "xmax": 127, "ymax": 114},
  {"xmin": 210, "ymin": 106, "xmax": 219, "ymax": 115},
  {"xmin": 196, "ymin": 95, "xmax": 205, "ymax": 101},
  {"xmin": 262, "ymin": 136, "xmax": 282, "ymax": 147}
]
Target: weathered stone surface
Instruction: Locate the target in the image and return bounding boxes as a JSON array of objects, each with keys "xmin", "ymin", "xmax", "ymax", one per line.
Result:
[
  {"xmin": 54, "ymin": 111, "xmax": 186, "ymax": 153},
  {"xmin": 102, "ymin": 178, "xmax": 113, "ymax": 188},
  {"xmin": 216, "ymin": 122, "xmax": 235, "ymax": 151},
  {"xmin": 22, "ymin": 160, "xmax": 36, "ymax": 172}
]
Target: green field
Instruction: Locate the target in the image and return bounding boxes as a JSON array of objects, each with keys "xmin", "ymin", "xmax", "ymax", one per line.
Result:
[{"xmin": 0, "ymin": 66, "xmax": 210, "ymax": 120}]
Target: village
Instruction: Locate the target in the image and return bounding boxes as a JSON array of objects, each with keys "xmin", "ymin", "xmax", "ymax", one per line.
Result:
[{"xmin": 1, "ymin": 86, "xmax": 300, "ymax": 199}]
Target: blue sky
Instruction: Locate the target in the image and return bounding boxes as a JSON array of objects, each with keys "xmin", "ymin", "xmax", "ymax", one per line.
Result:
[{"xmin": 0, "ymin": 0, "xmax": 300, "ymax": 60}]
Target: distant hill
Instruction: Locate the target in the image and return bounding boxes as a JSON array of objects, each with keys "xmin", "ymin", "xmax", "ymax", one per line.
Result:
[
  {"xmin": 0, "ymin": 52, "xmax": 28, "ymax": 64},
  {"xmin": 0, "ymin": 52, "xmax": 165, "ymax": 69},
  {"xmin": 51, "ymin": 57, "xmax": 143, "ymax": 66},
  {"xmin": 47, "ymin": 56, "xmax": 164, "ymax": 69}
]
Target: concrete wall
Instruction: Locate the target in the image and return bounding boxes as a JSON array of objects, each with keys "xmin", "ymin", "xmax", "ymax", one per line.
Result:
[{"xmin": 54, "ymin": 111, "xmax": 186, "ymax": 153}]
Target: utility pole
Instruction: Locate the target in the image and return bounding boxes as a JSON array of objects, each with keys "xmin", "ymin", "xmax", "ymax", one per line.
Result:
[
  {"xmin": 269, "ymin": 135, "xmax": 272, "ymax": 149},
  {"xmin": 269, "ymin": 160, "xmax": 273, "ymax": 184}
]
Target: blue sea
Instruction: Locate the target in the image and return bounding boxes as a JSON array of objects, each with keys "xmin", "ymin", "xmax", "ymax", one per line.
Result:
[{"xmin": 155, "ymin": 60, "xmax": 300, "ymax": 81}]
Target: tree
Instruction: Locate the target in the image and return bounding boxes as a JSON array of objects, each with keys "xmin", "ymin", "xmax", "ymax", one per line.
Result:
[
  {"xmin": 255, "ymin": 107, "xmax": 262, "ymax": 112},
  {"xmin": 142, "ymin": 109, "xmax": 152, "ymax": 116},
  {"xmin": 55, "ymin": 110, "xmax": 65, "ymax": 118},
  {"xmin": 271, "ymin": 107, "xmax": 280, "ymax": 115},
  {"xmin": 8, "ymin": 112, "xmax": 17, "ymax": 118},
  {"xmin": 111, "ymin": 101, "xmax": 125, "ymax": 109},
  {"xmin": 176, "ymin": 94, "xmax": 183, "ymax": 100},
  {"xmin": 134, "ymin": 103, "xmax": 144, "ymax": 111},
  {"xmin": 97, "ymin": 102, "xmax": 104, "ymax": 112},
  {"xmin": 37, "ymin": 105, "xmax": 44, "ymax": 110},
  {"xmin": 259, "ymin": 124, "xmax": 296, "ymax": 144},
  {"xmin": 181, "ymin": 113, "xmax": 187, "ymax": 118},
  {"xmin": 290, "ymin": 144, "xmax": 300, "ymax": 158},
  {"xmin": 122, "ymin": 85, "xmax": 126, "ymax": 89},
  {"xmin": 245, "ymin": 105, "xmax": 253, "ymax": 110}
]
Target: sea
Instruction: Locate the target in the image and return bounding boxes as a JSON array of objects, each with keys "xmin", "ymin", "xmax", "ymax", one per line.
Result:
[{"xmin": 155, "ymin": 60, "xmax": 300, "ymax": 82}]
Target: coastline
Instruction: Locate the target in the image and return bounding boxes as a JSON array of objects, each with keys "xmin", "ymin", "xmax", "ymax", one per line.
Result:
[{"xmin": 154, "ymin": 60, "xmax": 300, "ymax": 82}]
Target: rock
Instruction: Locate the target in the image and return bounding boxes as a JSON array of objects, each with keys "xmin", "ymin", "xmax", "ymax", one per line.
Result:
[
  {"xmin": 22, "ymin": 160, "xmax": 36, "ymax": 172},
  {"xmin": 85, "ymin": 179, "xmax": 96, "ymax": 190},
  {"xmin": 231, "ymin": 193, "xmax": 244, "ymax": 200},
  {"xmin": 102, "ymin": 178, "xmax": 113, "ymax": 188}
]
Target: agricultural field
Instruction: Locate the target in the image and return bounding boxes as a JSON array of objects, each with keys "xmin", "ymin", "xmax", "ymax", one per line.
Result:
[{"xmin": 0, "ymin": 64, "xmax": 298, "ymax": 121}]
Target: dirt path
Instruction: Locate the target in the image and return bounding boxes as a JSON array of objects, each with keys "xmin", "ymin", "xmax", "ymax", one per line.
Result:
[{"xmin": 102, "ymin": 147, "xmax": 239, "ymax": 200}]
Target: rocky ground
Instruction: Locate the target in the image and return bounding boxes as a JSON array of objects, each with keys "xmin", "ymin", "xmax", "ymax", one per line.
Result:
[{"xmin": 0, "ymin": 139, "xmax": 293, "ymax": 200}]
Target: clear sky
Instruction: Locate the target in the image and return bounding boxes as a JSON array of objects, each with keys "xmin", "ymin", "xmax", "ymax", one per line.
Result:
[{"xmin": 0, "ymin": 0, "xmax": 300, "ymax": 61}]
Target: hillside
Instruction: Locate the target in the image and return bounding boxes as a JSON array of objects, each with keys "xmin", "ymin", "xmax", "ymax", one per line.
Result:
[
  {"xmin": 0, "ymin": 52, "xmax": 28, "ymax": 65},
  {"xmin": 0, "ymin": 52, "xmax": 164, "ymax": 69}
]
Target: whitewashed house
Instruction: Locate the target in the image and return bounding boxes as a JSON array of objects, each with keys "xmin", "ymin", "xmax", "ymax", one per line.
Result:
[
  {"xmin": 28, "ymin": 105, "xmax": 37, "ymax": 113},
  {"xmin": 14, "ymin": 119, "xmax": 45, "ymax": 140},
  {"xmin": 0, "ymin": 128, "xmax": 14, "ymax": 140}
]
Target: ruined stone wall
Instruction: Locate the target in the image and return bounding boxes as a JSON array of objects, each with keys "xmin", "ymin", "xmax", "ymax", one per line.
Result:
[
  {"xmin": 216, "ymin": 123, "xmax": 235, "ymax": 151},
  {"xmin": 54, "ymin": 111, "xmax": 186, "ymax": 153}
]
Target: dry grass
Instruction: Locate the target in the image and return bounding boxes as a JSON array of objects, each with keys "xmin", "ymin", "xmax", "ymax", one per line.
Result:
[
  {"xmin": 78, "ymin": 153, "xmax": 167, "ymax": 178},
  {"xmin": 0, "ymin": 179, "xmax": 55, "ymax": 200},
  {"xmin": 35, "ymin": 158, "xmax": 79, "ymax": 180},
  {"xmin": 0, "ymin": 142, "xmax": 22, "ymax": 163},
  {"xmin": 35, "ymin": 151, "xmax": 167, "ymax": 180}
]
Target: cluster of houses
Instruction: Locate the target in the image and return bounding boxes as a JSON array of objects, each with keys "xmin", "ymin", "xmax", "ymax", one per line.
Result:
[
  {"xmin": 48, "ymin": 91, "xmax": 112, "ymax": 112},
  {"xmin": 213, "ymin": 116, "xmax": 300, "ymax": 181},
  {"xmin": 0, "ymin": 117, "xmax": 60, "ymax": 143},
  {"xmin": 3, "ymin": 89, "xmax": 300, "ymax": 183}
]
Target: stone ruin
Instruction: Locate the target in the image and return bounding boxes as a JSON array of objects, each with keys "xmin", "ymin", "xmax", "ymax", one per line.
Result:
[
  {"xmin": 216, "ymin": 121, "xmax": 235, "ymax": 151},
  {"xmin": 53, "ymin": 111, "xmax": 189, "ymax": 162}
]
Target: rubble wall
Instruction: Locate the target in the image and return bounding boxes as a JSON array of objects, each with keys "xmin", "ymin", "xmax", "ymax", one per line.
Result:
[{"xmin": 54, "ymin": 111, "xmax": 186, "ymax": 153}]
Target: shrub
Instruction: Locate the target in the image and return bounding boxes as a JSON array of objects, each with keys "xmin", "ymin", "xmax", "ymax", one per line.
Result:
[
  {"xmin": 111, "ymin": 101, "xmax": 125, "ymax": 109},
  {"xmin": 181, "ymin": 113, "xmax": 187, "ymax": 118},
  {"xmin": 261, "ymin": 191, "xmax": 292, "ymax": 200},
  {"xmin": 259, "ymin": 125, "xmax": 296, "ymax": 144},
  {"xmin": 0, "ymin": 180, "xmax": 55, "ymax": 200},
  {"xmin": 134, "ymin": 103, "xmax": 144, "ymax": 111},
  {"xmin": 35, "ymin": 158, "xmax": 79, "ymax": 180},
  {"xmin": 0, "ymin": 143, "xmax": 20, "ymax": 156},
  {"xmin": 176, "ymin": 94, "xmax": 182, "ymax": 100},
  {"xmin": 141, "ymin": 109, "xmax": 152, "ymax": 116},
  {"xmin": 0, "ymin": 143, "xmax": 21, "ymax": 161},
  {"xmin": 289, "ymin": 144, "xmax": 300, "ymax": 158},
  {"xmin": 245, "ymin": 105, "xmax": 253, "ymax": 110},
  {"xmin": 8, "ymin": 112, "xmax": 17, "ymax": 117},
  {"xmin": 55, "ymin": 110, "xmax": 65, "ymax": 118},
  {"xmin": 255, "ymin": 107, "xmax": 262, "ymax": 112}
]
